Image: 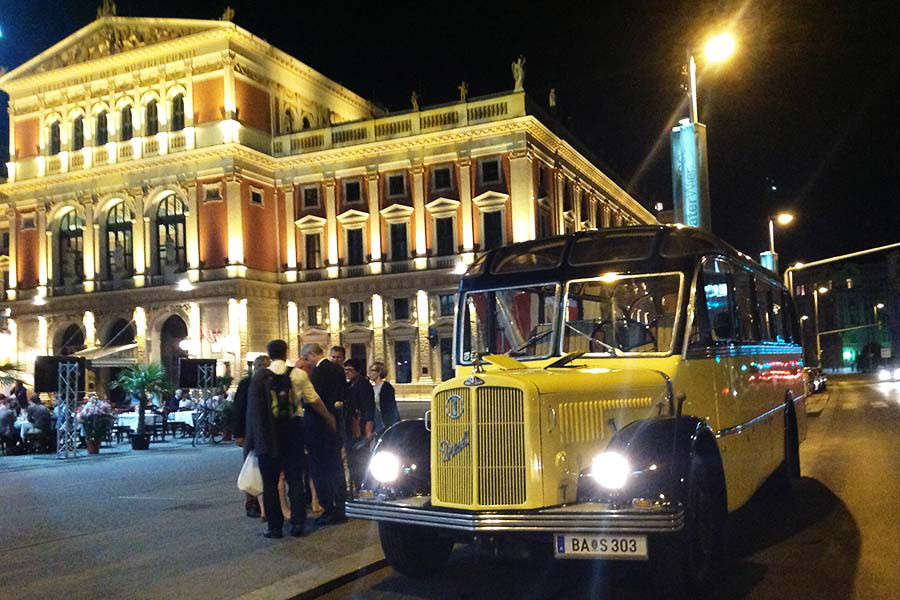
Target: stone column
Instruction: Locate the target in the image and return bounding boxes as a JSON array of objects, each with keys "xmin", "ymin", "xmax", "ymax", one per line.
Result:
[
  {"xmin": 328, "ymin": 297, "xmax": 341, "ymax": 348},
  {"xmin": 508, "ymin": 149, "xmax": 536, "ymax": 242},
  {"xmin": 184, "ymin": 182, "xmax": 200, "ymax": 280},
  {"xmin": 458, "ymin": 158, "xmax": 474, "ymax": 252},
  {"xmin": 412, "ymin": 165, "xmax": 427, "ymax": 257},
  {"xmin": 6, "ymin": 209, "xmax": 17, "ymax": 300},
  {"xmin": 366, "ymin": 171, "xmax": 381, "ymax": 262},
  {"xmin": 130, "ymin": 191, "xmax": 147, "ymax": 286},
  {"xmin": 225, "ymin": 174, "xmax": 243, "ymax": 267},
  {"xmin": 222, "ymin": 52, "xmax": 237, "ymax": 121},
  {"xmin": 323, "ymin": 179, "xmax": 338, "ymax": 267},
  {"xmin": 371, "ymin": 293, "xmax": 385, "ymax": 362},
  {"xmin": 282, "ymin": 183, "xmax": 297, "ymax": 279},
  {"xmin": 286, "ymin": 301, "xmax": 299, "ymax": 358},
  {"xmin": 7, "ymin": 111, "xmax": 15, "ymax": 183},
  {"xmin": 36, "ymin": 206, "xmax": 47, "ymax": 295},
  {"xmin": 416, "ymin": 290, "xmax": 434, "ymax": 385},
  {"xmin": 81, "ymin": 201, "xmax": 95, "ymax": 291},
  {"xmin": 555, "ymin": 171, "xmax": 565, "ymax": 235},
  {"xmin": 133, "ymin": 307, "xmax": 147, "ymax": 363}
]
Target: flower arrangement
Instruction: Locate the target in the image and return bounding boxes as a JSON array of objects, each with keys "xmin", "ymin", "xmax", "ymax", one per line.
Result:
[{"xmin": 77, "ymin": 396, "xmax": 114, "ymax": 444}]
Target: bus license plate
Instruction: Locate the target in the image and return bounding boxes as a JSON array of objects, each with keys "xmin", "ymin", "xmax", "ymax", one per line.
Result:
[{"xmin": 554, "ymin": 534, "xmax": 648, "ymax": 560}]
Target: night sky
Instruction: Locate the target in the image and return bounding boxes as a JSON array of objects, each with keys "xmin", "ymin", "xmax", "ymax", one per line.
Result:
[{"xmin": 1, "ymin": 0, "xmax": 897, "ymax": 266}]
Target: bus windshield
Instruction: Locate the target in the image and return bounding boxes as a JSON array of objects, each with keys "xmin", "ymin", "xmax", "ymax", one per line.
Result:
[
  {"xmin": 460, "ymin": 284, "xmax": 559, "ymax": 363},
  {"xmin": 562, "ymin": 273, "xmax": 682, "ymax": 355}
]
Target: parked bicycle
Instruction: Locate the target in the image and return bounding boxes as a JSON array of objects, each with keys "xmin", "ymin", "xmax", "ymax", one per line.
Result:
[{"xmin": 192, "ymin": 404, "xmax": 224, "ymax": 446}]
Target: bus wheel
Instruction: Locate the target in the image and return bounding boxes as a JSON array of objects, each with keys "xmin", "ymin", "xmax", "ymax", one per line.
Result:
[
  {"xmin": 378, "ymin": 522, "xmax": 454, "ymax": 579},
  {"xmin": 650, "ymin": 457, "xmax": 725, "ymax": 598}
]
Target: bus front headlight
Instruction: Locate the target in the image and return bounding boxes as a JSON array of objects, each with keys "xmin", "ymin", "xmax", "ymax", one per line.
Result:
[
  {"xmin": 590, "ymin": 452, "xmax": 631, "ymax": 490},
  {"xmin": 878, "ymin": 368, "xmax": 891, "ymax": 382},
  {"xmin": 369, "ymin": 451, "xmax": 401, "ymax": 483}
]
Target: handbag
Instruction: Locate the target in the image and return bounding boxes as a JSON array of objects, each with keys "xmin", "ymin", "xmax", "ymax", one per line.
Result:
[{"xmin": 237, "ymin": 450, "xmax": 263, "ymax": 496}]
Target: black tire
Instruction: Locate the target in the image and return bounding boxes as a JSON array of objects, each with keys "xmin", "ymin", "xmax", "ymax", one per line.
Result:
[
  {"xmin": 378, "ymin": 522, "xmax": 454, "ymax": 578},
  {"xmin": 649, "ymin": 457, "xmax": 726, "ymax": 599}
]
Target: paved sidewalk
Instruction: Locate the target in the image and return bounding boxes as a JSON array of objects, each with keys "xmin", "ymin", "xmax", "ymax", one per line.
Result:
[{"xmin": 0, "ymin": 440, "xmax": 383, "ymax": 600}]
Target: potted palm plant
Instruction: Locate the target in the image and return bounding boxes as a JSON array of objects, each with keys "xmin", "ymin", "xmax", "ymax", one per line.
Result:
[
  {"xmin": 77, "ymin": 396, "xmax": 114, "ymax": 454},
  {"xmin": 113, "ymin": 363, "xmax": 172, "ymax": 450}
]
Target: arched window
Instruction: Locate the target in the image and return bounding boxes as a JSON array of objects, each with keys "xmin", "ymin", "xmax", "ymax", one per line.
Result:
[
  {"xmin": 156, "ymin": 194, "xmax": 187, "ymax": 274},
  {"xmin": 49, "ymin": 121, "xmax": 61, "ymax": 155},
  {"xmin": 302, "ymin": 116, "xmax": 311, "ymax": 130},
  {"xmin": 145, "ymin": 100, "xmax": 158, "ymax": 136},
  {"xmin": 58, "ymin": 211, "xmax": 84, "ymax": 286},
  {"xmin": 72, "ymin": 116, "xmax": 84, "ymax": 151},
  {"xmin": 171, "ymin": 95, "xmax": 185, "ymax": 132},
  {"xmin": 106, "ymin": 202, "xmax": 134, "ymax": 279},
  {"xmin": 58, "ymin": 324, "xmax": 86, "ymax": 356},
  {"xmin": 121, "ymin": 107, "xmax": 133, "ymax": 141},
  {"xmin": 96, "ymin": 112, "xmax": 108, "ymax": 145}
]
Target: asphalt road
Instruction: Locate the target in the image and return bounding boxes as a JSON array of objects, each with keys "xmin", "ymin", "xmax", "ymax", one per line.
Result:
[{"xmin": 322, "ymin": 376, "xmax": 900, "ymax": 600}]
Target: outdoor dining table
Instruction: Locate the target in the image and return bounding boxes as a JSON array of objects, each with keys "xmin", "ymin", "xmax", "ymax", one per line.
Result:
[{"xmin": 116, "ymin": 410, "xmax": 197, "ymax": 432}]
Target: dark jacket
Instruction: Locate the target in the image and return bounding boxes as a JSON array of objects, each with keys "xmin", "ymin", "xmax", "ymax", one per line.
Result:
[
  {"xmin": 244, "ymin": 369, "xmax": 276, "ymax": 457},
  {"xmin": 27, "ymin": 403, "xmax": 51, "ymax": 432},
  {"xmin": 375, "ymin": 381, "xmax": 400, "ymax": 433},
  {"xmin": 345, "ymin": 376, "xmax": 376, "ymax": 443},
  {"xmin": 0, "ymin": 407, "xmax": 14, "ymax": 438},
  {"xmin": 232, "ymin": 375, "xmax": 251, "ymax": 439},
  {"xmin": 308, "ymin": 359, "xmax": 346, "ymax": 443}
]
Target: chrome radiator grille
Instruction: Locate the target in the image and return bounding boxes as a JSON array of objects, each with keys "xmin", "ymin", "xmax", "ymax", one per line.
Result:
[
  {"xmin": 433, "ymin": 386, "xmax": 527, "ymax": 508},
  {"xmin": 433, "ymin": 388, "xmax": 473, "ymax": 505}
]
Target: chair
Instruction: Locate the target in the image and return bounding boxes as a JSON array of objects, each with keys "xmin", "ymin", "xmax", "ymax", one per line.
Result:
[{"xmin": 149, "ymin": 414, "xmax": 165, "ymax": 441}]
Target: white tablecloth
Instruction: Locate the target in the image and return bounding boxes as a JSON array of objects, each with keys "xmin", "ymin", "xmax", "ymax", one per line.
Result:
[{"xmin": 116, "ymin": 410, "xmax": 197, "ymax": 432}]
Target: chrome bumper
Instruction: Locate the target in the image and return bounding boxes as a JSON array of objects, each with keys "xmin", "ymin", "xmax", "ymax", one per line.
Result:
[{"xmin": 346, "ymin": 496, "xmax": 684, "ymax": 534}]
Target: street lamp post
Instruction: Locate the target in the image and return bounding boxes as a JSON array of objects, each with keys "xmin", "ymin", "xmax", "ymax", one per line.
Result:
[
  {"xmin": 671, "ymin": 32, "xmax": 736, "ymax": 232},
  {"xmin": 813, "ymin": 286, "xmax": 828, "ymax": 367},
  {"xmin": 761, "ymin": 211, "xmax": 795, "ymax": 272}
]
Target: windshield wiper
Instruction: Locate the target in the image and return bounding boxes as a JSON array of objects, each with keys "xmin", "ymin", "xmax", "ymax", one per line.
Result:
[
  {"xmin": 508, "ymin": 329, "xmax": 553, "ymax": 356},
  {"xmin": 564, "ymin": 323, "xmax": 623, "ymax": 356}
]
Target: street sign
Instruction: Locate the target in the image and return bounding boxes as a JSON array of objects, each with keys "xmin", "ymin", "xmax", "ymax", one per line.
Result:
[{"xmin": 882, "ymin": 348, "xmax": 892, "ymax": 359}]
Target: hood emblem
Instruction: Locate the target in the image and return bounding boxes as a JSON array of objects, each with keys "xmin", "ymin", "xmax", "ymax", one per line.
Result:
[
  {"xmin": 463, "ymin": 375, "xmax": 484, "ymax": 387},
  {"xmin": 439, "ymin": 430, "xmax": 469, "ymax": 462},
  {"xmin": 445, "ymin": 393, "xmax": 465, "ymax": 420}
]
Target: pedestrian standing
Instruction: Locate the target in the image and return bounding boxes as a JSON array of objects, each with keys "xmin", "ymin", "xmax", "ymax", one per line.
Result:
[
  {"xmin": 343, "ymin": 358, "xmax": 375, "ymax": 496},
  {"xmin": 234, "ymin": 355, "xmax": 270, "ymax": 518},
  {"xmin": 368, "ymin": 361, "xmax": 400, "ymax": 434},
  {"xmin": 300, "ymin": 343, "xmax": 348, "ymax": 525}
]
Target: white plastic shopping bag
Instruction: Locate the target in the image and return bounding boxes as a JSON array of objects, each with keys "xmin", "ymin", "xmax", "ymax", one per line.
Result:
[{"xmin": 237, "ymin": 451, "xmax": 263, "ymax": 496}]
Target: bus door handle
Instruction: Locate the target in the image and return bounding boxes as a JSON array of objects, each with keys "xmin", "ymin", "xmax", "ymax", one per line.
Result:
[{"xmin": 424, "ymin": 410, "xmax": 431, "ymax": 431}]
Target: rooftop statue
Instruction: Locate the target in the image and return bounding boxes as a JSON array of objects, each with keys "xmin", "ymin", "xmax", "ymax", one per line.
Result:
[{"xmin": 512, "ymin": 55, "xmax": 526, "ymax": 91}]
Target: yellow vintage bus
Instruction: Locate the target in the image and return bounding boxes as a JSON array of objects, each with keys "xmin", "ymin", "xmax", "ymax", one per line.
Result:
[{"xmin": 347, "ymin": 226, "xmax": 806, "ymax": 596}]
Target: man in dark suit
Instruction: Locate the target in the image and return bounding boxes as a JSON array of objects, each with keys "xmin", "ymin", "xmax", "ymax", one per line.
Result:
[{"xmin": 300, "ymin": 342, "xmax": 348, "ymax": 525}]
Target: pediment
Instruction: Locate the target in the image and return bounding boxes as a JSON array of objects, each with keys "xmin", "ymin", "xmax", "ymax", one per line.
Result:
[
  {"xmin": 336, "ymin": 208, "xmax": 369, "ymax": 224},
  {"xmin": 295, "ymin": 214, "xmax": 327, "ymax": 230},
  {"xmin": 0, "ymin": 17, "xmax": 223, "ymax": 84},
  {"xmin": 379, "ymin": 203, "xmax": 414, "ymax": 220},
  {"xmin": 425, "ymin": 196, "xmax": 461, "ymax": 215},
  {"xmin": 472, "ymin": 190, "xmax": 509, "ymax": 208}
]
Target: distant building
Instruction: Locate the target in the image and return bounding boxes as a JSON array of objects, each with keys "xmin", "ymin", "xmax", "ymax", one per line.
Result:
[
  {"xmin": 792, "ymin": 252, "xmax": 899, "ymax": 371},
  {"xmin": 0, "ymin": 14, "xmax": 654, "ymax": 398}
]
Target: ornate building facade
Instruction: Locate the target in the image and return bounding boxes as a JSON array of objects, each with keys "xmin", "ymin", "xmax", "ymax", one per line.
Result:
[{"xmin": 0, "ymin": 13, "xmax": 655, "ymax": 398}]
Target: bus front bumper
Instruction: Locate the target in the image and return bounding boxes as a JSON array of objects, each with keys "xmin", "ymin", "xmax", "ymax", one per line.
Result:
[{"xmin": 345, "ymin": 496, "xmax": 684, "ymax": 534}]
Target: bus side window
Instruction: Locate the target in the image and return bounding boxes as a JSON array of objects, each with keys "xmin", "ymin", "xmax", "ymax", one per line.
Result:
[
  {"xmin": 755, "ymin": 278, "xmax": 774, "ymax": 341},
  {"xmin": 768, "ymin": 283, "xmax": 786, "ymax": 342},
  {"xmin": 701, "ymin": 258, "xmax": 735, "ymax": 343},
  {"xmin": 733, "ymin": 268, "xmax": 760, "ymax": 342}
]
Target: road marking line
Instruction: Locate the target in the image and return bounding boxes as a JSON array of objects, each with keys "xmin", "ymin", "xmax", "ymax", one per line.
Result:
[{"xmin": 117, "ymin": 496, "xmax": 177, "ymax": 500}]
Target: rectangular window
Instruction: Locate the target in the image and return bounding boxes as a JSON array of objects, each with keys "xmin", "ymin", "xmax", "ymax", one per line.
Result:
[
  {"xmin": 393, "ymin": 297, "xmax": 410, "ymax": 320},
  {"xmin": 350, "ymin": 343, "xmax": 367, "ymax": 365},
  {"xmin": 303, "ymin": 186, "xmax": 320, "ymax": 209},
  {"xmin": 204, "ymin": 185, "xmax": 222, "ymax": 203},
  {"xmin": 344, "ymin": 180, "xmax": 362, "ymax": 205},
  {"xmin": 349, "ymin": 301, "xmax": 365, "ymax": 324},
  {"xmin": 433, "ymin": 167, "xmax": 452, "ymax": 191},
  {"xmin": 756, "ymin": 278, "xmax": 774, "ymax": 341},
  {"xmin": 562, "ymin": 182, "xmax": 573, "ymax": 211},
  {"xmin": 537, "ymin": 208, "xmax": 552, "ymax": 238},
  {"xmin": 537, "ymin": 166, "xmax": 547, "ymax": 197},
  {"xmin": 440, "ymin": 337, "xmax": 454, "ymax": 381},
  {"xmin": 439, "ymin": 294, "xmax": 455, "ymax": 317},
  {"xmin": 390, "ymin": 222, "xmax": 408, "ymax": 261},
  {"xmin": 435, "ymin": 217, "xmax": 455, "ymax": 256},
  {"xmin": 482, "ymin": 211, "xmax": 503, "ymax": 250},
  {"xmin": 394, "ymin": 340, "xmax": 412, "ymax": 384},
  {"xmin": 250, "ymin": 189, "xmax": 263, "ymax": 206},
  {"xmin": 733, "ymin": 269, "xmax": 759, "ymax": 342},
  {"xmin": 346, "ymin": 228, "xmax": 364, "ymax": 266},
  {"xmin": 387, "ymin": 174, "xmax": 406, "ymax": 197},
  {"xmin": 307, "ymin": 305, "xmax": 321, "ymax": 327},
  {"xmin": 701, "ymin": 259, "xmax": 735, "ymax": 342},
  {"xmin": 580, "ymin": 193, "xmax": 589, "ymax": 220},
  {"xmin": 305, "ymin": 233, "xmax": 322, "ymax": 269},
  {"xmin": 480, "ymin": 158, "xmax": 501, "ymax": 184},
  {"xmin": 1, "ymin": 232, "xmax": 8, "ymax": 254}
]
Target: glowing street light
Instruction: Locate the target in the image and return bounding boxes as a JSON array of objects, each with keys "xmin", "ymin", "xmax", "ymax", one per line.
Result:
[
  {"xmin": 768, "ymin": 211, "xmax": 796, "ymax": 254},
  {"xmin": 813, "ymin": 286, "xmax": 829, "ymax": 366},
  {"xmin": 704, "ymin": 33, "xmax": 736, "ymax": 63}
]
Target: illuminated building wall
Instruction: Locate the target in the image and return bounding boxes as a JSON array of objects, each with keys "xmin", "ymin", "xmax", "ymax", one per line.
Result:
[{"xmin": 0, "ymin": 14, "xmax": 654, "ymax": 395}]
